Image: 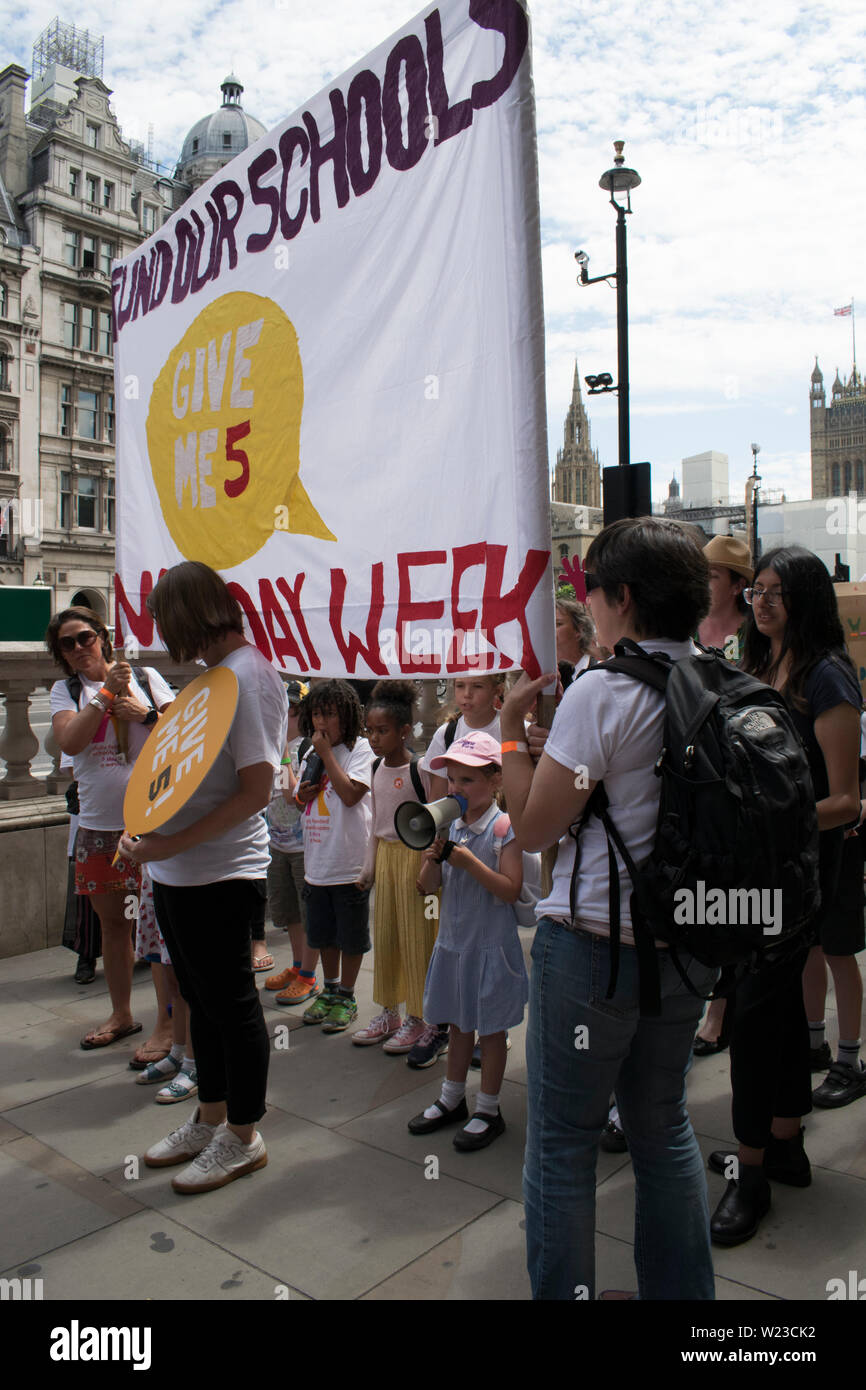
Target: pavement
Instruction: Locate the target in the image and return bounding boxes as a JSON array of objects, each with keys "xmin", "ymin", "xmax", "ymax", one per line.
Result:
[{"xmin": 1, "ymin": 930, "xmax": 864, "ymax": 1302}]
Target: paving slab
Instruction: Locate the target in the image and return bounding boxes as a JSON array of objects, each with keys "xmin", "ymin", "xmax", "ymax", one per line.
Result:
[
  {"xmin": 361, "ymin": 1198, "xmax": 531, "ymax": 1299},
  {"xmin": 0, "ymin": 1208, "xmax": 308, "ymax": 1302},
  {"xmin": 100, "ymin": 1103, "xmax": 504, "ymax": 1301},
  {"xmin": 261, "ymin": 1017, "xmax": 438, "ymax": 1128},
  {"xmin": 0, "ymin": 1135, "xmax": 139, "ymax": 1268},
  {"xmin": 0, "ymin": 1019, "xmax": 149, "ymax": 1111}
]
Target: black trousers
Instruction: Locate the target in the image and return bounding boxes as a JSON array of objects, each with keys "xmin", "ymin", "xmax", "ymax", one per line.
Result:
[
  {"xmin": 152, "ymin": 879, "xmax": 270, "ymax": 1125},
  {"xmin": 729, "ymin": 943, "xmax": 812, "ymax": 1149}
]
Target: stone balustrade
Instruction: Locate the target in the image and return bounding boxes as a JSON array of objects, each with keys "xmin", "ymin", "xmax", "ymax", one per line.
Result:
[{"xmin": 0, "ymin": 649, "xmax": 452, "ymax": 957}]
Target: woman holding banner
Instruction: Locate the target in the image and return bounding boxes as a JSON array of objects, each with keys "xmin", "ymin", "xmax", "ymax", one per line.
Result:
[
  {"xmin": 499, "ymin": 518, "xmax": 718, "ymax": 1301},
  {"xmin": 48, "ymin": 607, "xmax": 174, "ymax": 1052},
  {"xmin": 120, "ymin": 562, "xmax": 287, "ymax": 1195}
]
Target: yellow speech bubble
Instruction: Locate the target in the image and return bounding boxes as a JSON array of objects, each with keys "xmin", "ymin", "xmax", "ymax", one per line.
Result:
[
  {"xmin": 146, "ymin": 291, "xmax": 335, "ymax": 568},
  {"xmin": 123, "ymin": 667, "xmax": 239, "ymax": 834}
]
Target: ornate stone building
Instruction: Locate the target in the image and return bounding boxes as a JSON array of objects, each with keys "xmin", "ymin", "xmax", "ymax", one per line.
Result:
[
  {"xmin": 551, "ymin": 361, "xmax": 601, "ymax": 509},
  {"xmin": 0, "ymin": 21, "xmax": 264, "ymax": 619},
  {"xmin": 810, "ymin": 357, "xmax": 866, "ymax": 499}
]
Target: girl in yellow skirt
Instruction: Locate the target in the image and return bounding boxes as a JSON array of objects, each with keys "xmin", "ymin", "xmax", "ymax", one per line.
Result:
[{"xmin": 353, "ymin": 680, "xmax": 445, "ymax": 1066}]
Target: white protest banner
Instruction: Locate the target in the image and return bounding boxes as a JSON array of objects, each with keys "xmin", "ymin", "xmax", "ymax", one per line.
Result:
[{"xmin": 114, "ymin": 0, "xmax": 553, "ymax": 678}]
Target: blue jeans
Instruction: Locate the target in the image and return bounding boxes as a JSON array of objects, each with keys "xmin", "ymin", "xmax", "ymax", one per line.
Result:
[{"xmin": 524, "ymin": 918, "xmax": 718, "ymax": 1300}]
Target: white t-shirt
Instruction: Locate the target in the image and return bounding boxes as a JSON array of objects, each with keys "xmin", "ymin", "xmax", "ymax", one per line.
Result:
[
  {"xmin": 419, "ymin": 713, "xmax": 501, "ymax": 775},
  {"xmin": 50, "ymin": 668, "xmax": 174, "ymax": 830},
  {"xmin": 300, "ymin": 738, "xmax": 373, "ymax": 885},
  {"xmin": 539, "ymin": 639, "xmax": 696, "ymax": 943},
  {"xmin": 148, "ymin": 645, "xmax": 288, "ymax": 887}
]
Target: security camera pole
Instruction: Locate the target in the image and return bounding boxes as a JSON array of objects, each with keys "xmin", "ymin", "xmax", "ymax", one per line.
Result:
[{"xmin": 575, "ymin": 142, "xmax": 650, "ymax": 522}]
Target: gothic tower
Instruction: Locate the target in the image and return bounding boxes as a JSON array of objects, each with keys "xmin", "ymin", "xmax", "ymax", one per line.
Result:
[
  {"xmin": 810, "ymin": 356, "xmax": 866, "ymax": 497},
  {"xmin": 552, "ymin": 362, "xmax": 601, "ymax": 507}
]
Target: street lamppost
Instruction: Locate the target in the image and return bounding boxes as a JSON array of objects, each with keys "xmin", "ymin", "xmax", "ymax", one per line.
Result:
[
  {"xmin": 575, "ymin": 141, "xmax": 649, "ymax": 521},
  {"xmin": 749, "ymin": 442, "xmax": 761, "ymax": 563}
]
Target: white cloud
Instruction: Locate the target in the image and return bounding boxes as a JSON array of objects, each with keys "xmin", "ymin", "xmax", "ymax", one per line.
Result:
[{"xmin": 7, "ymin": 0, "xmax": 864, "ymax": 508}]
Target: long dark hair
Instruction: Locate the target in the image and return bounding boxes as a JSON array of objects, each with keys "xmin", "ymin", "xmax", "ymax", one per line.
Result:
[{"xmin": 740, "ymin": 546, "xmax": 854, "ymax": 710}]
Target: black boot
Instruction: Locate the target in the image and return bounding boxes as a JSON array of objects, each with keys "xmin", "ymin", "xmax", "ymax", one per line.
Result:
[
  {"xmin": 764, "ymin": 1127, "xmax": 811, "ymax": 1187},
  {"xmin": 708, "ymin": 1127, "xmax": 811, "ymax": 1188},
  {"xmin": 74, "ymin": 956, "xmax": 96, "ymax": 984},
  {"xmin": 710, "ymin": 1163, "xmax": 771, "ymax": 1247}
]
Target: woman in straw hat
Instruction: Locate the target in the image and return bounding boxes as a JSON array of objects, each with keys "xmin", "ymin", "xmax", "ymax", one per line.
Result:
[{"xmin": 697, "ymin": 535, "xmax": 753, "ymax": 662}]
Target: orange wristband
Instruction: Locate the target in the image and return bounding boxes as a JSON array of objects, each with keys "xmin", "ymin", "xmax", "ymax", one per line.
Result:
[
  {"xmin": 501, "ymin": 740, "xmax": 529, "ymax": 754},
  {"xmin": 98, "ymin": 686, "xmax": 116, "ymax": 703}
]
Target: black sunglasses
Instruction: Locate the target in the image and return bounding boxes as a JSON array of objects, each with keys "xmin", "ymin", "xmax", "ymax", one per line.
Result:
[{"xmin": 59, "ymin": 629, "xmax": 100, "ymax": 653}]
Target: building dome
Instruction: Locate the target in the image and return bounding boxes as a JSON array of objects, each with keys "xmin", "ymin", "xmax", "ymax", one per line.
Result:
[{"xmin": 175, "ymin": 75, "xmax": 266, "ymax": 191}]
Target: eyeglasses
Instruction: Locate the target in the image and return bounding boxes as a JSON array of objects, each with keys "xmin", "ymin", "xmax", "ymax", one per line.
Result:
[
  {"xmin": 743, "ymin": 586, "xmax": 786, "ymax": 608},
  {"xmin": 59, "ymin": 629, "xmax": 99, "ymax": 652}
]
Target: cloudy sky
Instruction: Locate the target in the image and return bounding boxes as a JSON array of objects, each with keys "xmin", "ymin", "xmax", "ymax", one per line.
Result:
[{"xmin": 5, "ymin": 0, "xmax": 864, "ymax": 503}]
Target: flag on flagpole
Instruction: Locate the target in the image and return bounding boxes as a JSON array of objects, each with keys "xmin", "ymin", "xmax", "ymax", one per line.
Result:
[{"xmin": 835, "ymin": 305, "xmax": 853, "ymax": 316}]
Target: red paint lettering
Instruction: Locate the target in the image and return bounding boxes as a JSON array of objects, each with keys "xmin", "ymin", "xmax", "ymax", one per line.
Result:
[
  {"xmin": 480, "ymin": 545, "xmax": 549, "ymax": 676},
  {"xmin": 329, "ymin": 564, "xmax": 387, "ymax": 675},
  {"xmin": 276, "ymin": 574, "xmax": 321, "ymax": 669},
  {"xmin": 258, "ymin": 578, "xmax": 305, "ymax": 669},
  {"xmin": 396, "ymin": 550, "xmax": 446, "ymax": 673},
  {"xmin": 449, "ymin": 542, "xmax": 493, "ymax": 672},
  {"xmin": 227, "ymin": 581, "xmax": 271, "ymax": 659},
  {"xmin": 224, "ymin": 421, "xmax": 251, "ymax": 498}
]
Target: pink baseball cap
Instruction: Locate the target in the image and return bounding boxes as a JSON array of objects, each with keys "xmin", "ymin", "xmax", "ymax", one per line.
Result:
[{"xmin": 430, "ymin": 731, "xmax": 502, "ymax": 770}]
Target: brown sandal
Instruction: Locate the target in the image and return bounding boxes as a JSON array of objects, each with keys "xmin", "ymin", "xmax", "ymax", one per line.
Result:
[{"xmin": 80, "ymin": 1022, "xmax": 142, "ymax": 1051}]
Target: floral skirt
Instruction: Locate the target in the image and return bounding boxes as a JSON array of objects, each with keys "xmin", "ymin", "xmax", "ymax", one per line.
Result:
[{"xmin": 74, "ymin": 827, "xmax": 141, "ymax": 896}]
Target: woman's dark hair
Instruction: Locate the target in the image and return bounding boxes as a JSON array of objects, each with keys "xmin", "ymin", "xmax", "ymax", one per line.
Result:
[
  {"xmin": 298, "ymin": 679, "xmax": 363, "ymax": 748},
  {"xmin": 740, "ymin": 545, "xmax": 854, "ymax": 709},
  {"xmin": 584, "ymin": 517, "xmax": 709, "ymax": 640},
  {"xmin": 367, "ymin": 679, "xmax": 417, "ymax": 729},
  {"xmin": 46, "ymin": 606, "xmax": 113, "ymax": 676},
  {"xmin": 145, "ymin": 561, "xmax": 243, "ymax": 662},
  {"xmin": 555, "ymin": 598, "xmax": 595, "ymax": 654}
]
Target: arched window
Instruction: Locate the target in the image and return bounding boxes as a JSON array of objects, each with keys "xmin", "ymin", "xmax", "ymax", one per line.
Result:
[
  {"xmin": 0, "ymin": 424, "xmax": 10, "ymax": 470},
  {"xmin": 844, "ymin": 461, "xmax": 852, "ymax": 493},
  {"xmin": 0, "ymin": 341, "xmax": 11, "ymax": 391},
  {"xmin": 0, "ymin": 282, "xmax": 7, "ymax": 318},
  {"xmin": 857, "ymin": 461, "xmax": 865, "ymax": 494},
  {"xmin": 832, "ymin": 461, "xmax": 840, "ymax": 494}
]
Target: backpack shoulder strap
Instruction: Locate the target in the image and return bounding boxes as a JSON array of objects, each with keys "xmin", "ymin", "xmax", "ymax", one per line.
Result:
[
  {"xmin": 132, "ymin": 667, "xmax": 156, "ymax": 710},
  {"xmin": 408, "ymin": 754, "xmax": 427, "ymax": 803},
  {"xmin": 66, "ymin": 674, "xmax": 82, "ymax": 706},
  {"xmin": 372, "ymin": 756, "xmax": 382, "ymax": 775},
  {"xmin": 443, "ymin": 716, "xmax": 459, "ymax": 750}
]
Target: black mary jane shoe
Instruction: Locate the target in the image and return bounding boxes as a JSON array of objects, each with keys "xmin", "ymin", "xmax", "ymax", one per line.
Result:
[
  {"xmin": 408, "ymin": 1097, "xmax": 468, "ymax": 1135},
  {"xmin": 453, "ymin": 1109, "xmax": 506, "ymax": 1152},
  {"xmin": 692, "ymin": 1035, "xmax": 728, "ymax": 1057},
  {"xmin": 710, "ymin": 1165, "xmax": 771, "ymax": 1246}
]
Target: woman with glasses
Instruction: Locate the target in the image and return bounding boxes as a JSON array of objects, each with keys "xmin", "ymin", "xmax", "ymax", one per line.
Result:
[
  {"xmin": 707, "ymin": 546, "xmax": 862, "ymax": 1245},
  {"xmin": 48, "ymin": 607, "xmax": 174, "ymax": 1050},
  {"xmin": 500, "ymin": 517, "xmax": 718, "ymax": 1300}
]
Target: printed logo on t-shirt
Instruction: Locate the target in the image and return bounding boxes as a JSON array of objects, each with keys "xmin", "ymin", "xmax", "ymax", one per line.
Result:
[
  {"xmin": 394, "ymin": 777, "xmax": 404, "ymax": 789},
  {"xmin": 303, "ymin": 775, "xmax": 330, "ymax": 821}
]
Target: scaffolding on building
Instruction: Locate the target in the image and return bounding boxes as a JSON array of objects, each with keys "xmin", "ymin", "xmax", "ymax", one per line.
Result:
[{"xmin": 32, "ymin": 17, "xmax": 104, "ymax": 82}]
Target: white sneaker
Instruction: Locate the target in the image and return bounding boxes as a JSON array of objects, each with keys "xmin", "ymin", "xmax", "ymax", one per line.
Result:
[
  {"xmin": 143, "ymin": 1108, "xmax": 216, "ymax": 1168},
  {"xmin": 171, "ymin": 1123, "xmax": 268, "ymax": 1194}
]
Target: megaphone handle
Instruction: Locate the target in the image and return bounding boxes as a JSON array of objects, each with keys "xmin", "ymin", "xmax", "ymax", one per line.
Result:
[{"xmin": 435, "ymin": 839, "xmax": 456, "ymax": 864}]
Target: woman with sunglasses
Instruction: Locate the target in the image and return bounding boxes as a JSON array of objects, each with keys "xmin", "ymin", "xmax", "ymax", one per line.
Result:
[
  {"xmin": 707, "ymin": 547, "xmax": 862, "ymax": 1245},
  {"xmin": 48, "ymin": 607, "xmax": 174, "ymax": 1050}
]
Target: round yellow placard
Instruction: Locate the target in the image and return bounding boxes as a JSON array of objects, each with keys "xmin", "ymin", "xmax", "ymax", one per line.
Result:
[
  {"xmin": 145, "ymin": 291, "xmax": 335, "ymax": 569},
  {"xmin": 123, "ymin": 667, "xmax": 239, "ymax": 834}
]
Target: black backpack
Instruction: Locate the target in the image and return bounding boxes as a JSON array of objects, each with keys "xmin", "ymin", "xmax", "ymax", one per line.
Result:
[
  {"xmin": 372, "ymin": 754, "xmax": 427, "ymax": 803},
  {"xmin": 569, "ymin": 639, "xmax": 821, "ymax": 1016}
]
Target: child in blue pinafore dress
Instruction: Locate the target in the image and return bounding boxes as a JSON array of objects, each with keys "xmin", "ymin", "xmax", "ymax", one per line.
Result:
[{"xmin": 409, "ymin": 731, "xmax": 527, "ymax": 1151}]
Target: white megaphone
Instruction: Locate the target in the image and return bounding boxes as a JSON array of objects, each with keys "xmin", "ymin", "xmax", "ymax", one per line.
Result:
[{"xmin": 394, "ymin": 794, "xmax": 468, "ymax": 850}]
